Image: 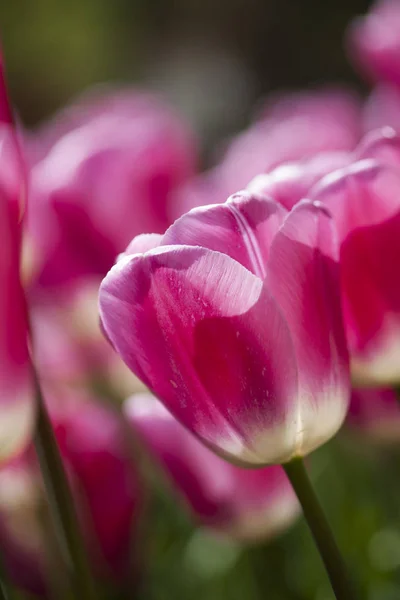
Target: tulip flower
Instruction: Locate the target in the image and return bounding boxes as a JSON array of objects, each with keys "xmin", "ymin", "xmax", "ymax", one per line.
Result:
[
  {"xmin": 0, "ymin": 54, "xmax": 35, "ymax": 462},
  {"xmin": 347, "ymin": 0, "xmax": 400, "ymax": 87},
  {"xmin": 172, "ymin": 88, "xmax": 361, "ymax": 216},
  {"xmin": 27, "ymin": 88, "xmax": 197, "ymax": 293},
  {"xmin": 0, "ymin": 394, "xmax": 141, "ymax": 596},
  {"xmin": 126, "ymin": 393, "xmax": 300, "ymax": 541},
  {"xmin": 309, "ymin": 133, "xmax": 400, "ymax": 385},
  {"xmin": 348, "ymin": 387, "xmax": 400, "ymax": 443},
  {"xmin": 99, "ymin": 191, "xmax": 349, "ymax": 466}
]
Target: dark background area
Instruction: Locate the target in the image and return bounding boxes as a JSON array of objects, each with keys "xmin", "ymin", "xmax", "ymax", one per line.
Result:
[{"xmin": 0, "ymin": 0, "xmax": 371, "ymax": 153}]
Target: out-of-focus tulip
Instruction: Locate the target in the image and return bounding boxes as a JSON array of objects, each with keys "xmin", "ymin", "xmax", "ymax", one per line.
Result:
[
  {"xmin": 173, "ymin": 89, "xmax": 361, "ymax": 216},
  {"xmin": 27, "ymin": 89, "xmax": 197, "ymax": 293},
  {"xmin": 30, "ymin": 279, "xmax": 145, "ymax": 397},
  {"xmin": 309, "ymin": 132, "xmax": 400, "ymax": 385},
  {"xmin": 0, "ymin": 394, "xmax": 141, "ymax": 595},
  {"xmin": 0, "ymin": 55, "xmax": 35, "ymax": 461},
  {"xmin": 126, "ymin": 393, "xmax": 300, "ymax": 541},
  {"xmin": 348, "ymin": 387, "xmax": 400, "ymax": 443},
  {"xmin": 363, "ymin": 85, "xmax": 400, "ymax": 134},
  {"xmin": 99, "ymin": 192, "xmax": 349, "ymax": 466},
  {"xmin": 347, "ymin": 0, "xmax": 400, "ymax": 87}
]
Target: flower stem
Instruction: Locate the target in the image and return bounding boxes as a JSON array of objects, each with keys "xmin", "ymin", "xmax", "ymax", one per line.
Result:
[
  {"xmin": 284, "ymin": 458, "xmax": 356, "ymax": 600},
  {"xmin": 33, "ymin": 369, "xmax": 96, "ymax": 600},
  {"xmin": 0, "ymin": 582, "xmax": 8, "ymax": 600}
]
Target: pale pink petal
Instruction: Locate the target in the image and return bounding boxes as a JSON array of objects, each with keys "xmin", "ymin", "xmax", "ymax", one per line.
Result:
[
  {"xmin": 100, "ymin": 246, "xmax": 299, "ymax": 465},
  {"xmin": 163, "ymin": 192, "xmax": 287, "ymax": 277},
  {"xmin": 119, "ymin": 233, "xmax": 163, "ymax": 260},
  {"xmin": 356, "ymin": 125, "xmax": 400, "ymax": 169},
  {"xmin": 267, "ymin": 201, "xmax": 350, "ymax": 456}
]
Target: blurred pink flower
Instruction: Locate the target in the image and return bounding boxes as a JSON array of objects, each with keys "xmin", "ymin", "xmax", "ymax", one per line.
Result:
[
  {"xmin": 347, "ymin": 0, "xmax": 400, "ymax": 86},
  {"xmin": 27, "ymin": 88, "xmax": 197, "ymax": 293},
  {"xmin": 126, "ymin": 393, "xmax": 300, "ymax": 541},
  {"xmin": 309, "ymin": 129, "xmax": 400, "ymax": 385},
  {"xmin": 172, "ymin": 88, "xmax": 361, "ymax": 216},
  {"xmin": 0, "ymin": 393, "xmax": 141, "ymax": 595},
  {"xmin": 100, "ymin": 192, "xmax": 349, "ymax": 466},
  {"xmin": 363, "ymin": 84, "xmax": 400, "ymax": 133},
  {"xmin": 348, "ymin": 387, "xmax": 400, "ymax": 443},
  {"xmin": 0, "ymin": 55, "xmax": 35, "ymax": 461}
]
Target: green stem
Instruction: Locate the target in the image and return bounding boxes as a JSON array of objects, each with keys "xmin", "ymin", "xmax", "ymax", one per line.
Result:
[
  {"xmin": 284, "ymin": 458, "xmax": 356, "ymax": 600},
  {"xmin": 33, "ymin": 369, "xmax": 96, "ymax": 600},
  {"xmin": 0, "ymin": 581, "xmax": 8, "ymax": 600}
]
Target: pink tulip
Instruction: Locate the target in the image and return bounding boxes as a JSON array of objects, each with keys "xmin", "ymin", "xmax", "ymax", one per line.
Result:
[
  {"xmin": 172, "ymin": 89, "xmax": 361, "ymax": 217},
  {"xmin": 309, "ymin": 132, "xmax": 400, "ymax": 385},
  {"xmin": 99, "ymin": 192, "xmax": 349, "ymax": 466},
  {"xmin": 347, "ymin": 0, "xmax": 400, "ymax": 86},
  {"xmin": 126, "ymin": 393, "xmax": 299, "ymax": 541},
  {"xmin": 27, "ymin": 88, "xmax": 197, "ymax": 293},
  {"xmin": 0, "ymin": 393, "xmax": 141, "ymax": 595},
  {"xmin": 0, "ymin": 54, "xmax": 34, "ymax": 461},
  {"xmin": 348, "ymin": 387, "xmax": 400, "ymax": 443}
]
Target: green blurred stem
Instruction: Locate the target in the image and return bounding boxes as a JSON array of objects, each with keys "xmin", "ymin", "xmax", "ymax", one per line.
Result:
[
  {"xmin": 284, "ymin": 458, "xmax": 356, "ymax": 600},
  {"xmin": 33, "ymin": 369, "xmax": 96, "ymax": 600},
  {"xmin": 0, "ymin": 581, "xmax": 8, "ymax": 600}
]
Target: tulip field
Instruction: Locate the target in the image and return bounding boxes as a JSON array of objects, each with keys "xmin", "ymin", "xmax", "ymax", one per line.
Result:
[{"xmin": 1, "ymin": 0, "xmax": 400, "ymax": 598}]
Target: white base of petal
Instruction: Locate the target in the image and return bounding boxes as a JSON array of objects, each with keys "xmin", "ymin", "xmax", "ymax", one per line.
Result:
[
  {"xmin": 351, "ymin": 323, "xmax": 400, "ymax": 386},
  {"xmin": 219, "ymin": 387, "xmax": 349, "ymax": 466},
  {"xmin": 223, "ymin": 493, "xmax": 300, "ymax": 542},
  {"xmin": 0, "ymin": 396, "xmax": 35, "ymax": 464}
]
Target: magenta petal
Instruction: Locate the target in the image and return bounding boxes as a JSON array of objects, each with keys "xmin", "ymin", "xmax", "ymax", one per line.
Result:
[
  {"xmin": 163, "ymin": 192, "xmax": 286, "ymax": 277},
  {"xmin": 311, "ymin": 161, "xmax": 400, "ymax": 384},
  {"xmin": 0, "ymin": 54, "xmax": 13, "ymax": 126},
  {"xmin": 100, "ymin": 245, "xmax": 298, "ymax": 465},
  {"xmin": 267, "ymin": 201, "xmax": 350, "ymax": 455}
]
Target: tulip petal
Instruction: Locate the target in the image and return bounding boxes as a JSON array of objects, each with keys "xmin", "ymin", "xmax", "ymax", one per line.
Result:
[
  {"xmin": 311, "ymin": 161, "xmax": 400, "ymax": 384},
  {"xmin": 0, "ymin": 187, "xmax": 34, "ymax": 461},
  {"xmin": 100, "ymin": 245, "xmax": 299, "ymax": 464},
  {"xmin": 163, "ymin": 192, "xmax": 286, "ymax": 278},
  {"xmin": 267, "ymin": 201, "xmax": 349, "ymax": 456},
  {"xmin": 119, "ymin": 233, "xmax": 163, "ymax": 260}
]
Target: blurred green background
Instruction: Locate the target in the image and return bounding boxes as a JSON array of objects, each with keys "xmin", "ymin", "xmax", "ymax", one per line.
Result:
[
  {"xmin": 1, "ymin": 0, "xmax": 370, "ymax": 153},
  {"xmin": 3, "ymin": 1, "xmax": 400, "ymax": 599}
]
